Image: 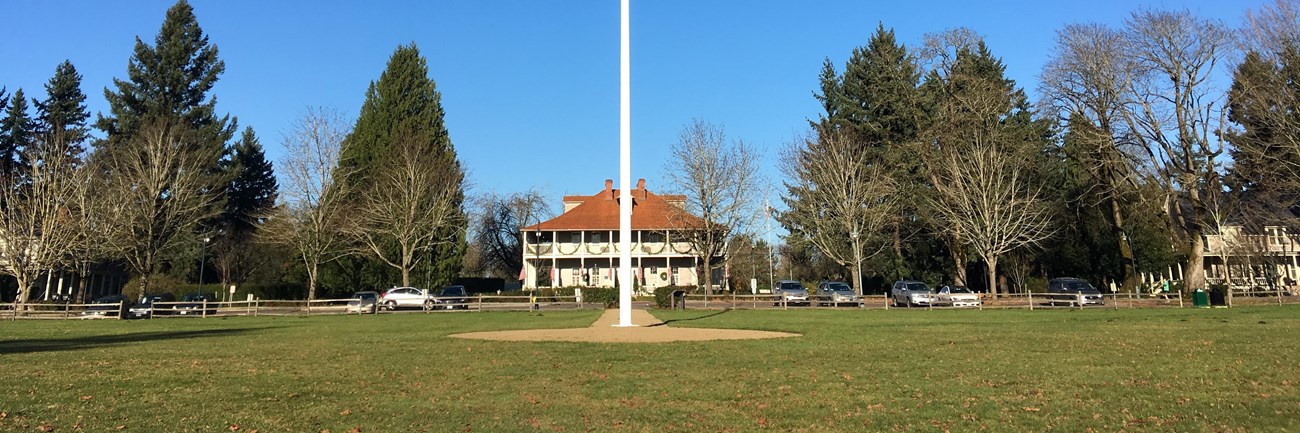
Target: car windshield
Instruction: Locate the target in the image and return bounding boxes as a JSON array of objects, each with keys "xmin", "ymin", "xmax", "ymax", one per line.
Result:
[
  {"xmin": 906, "ymin": 283, "xmax": 930, "ymax": 291},
  {"xmin": 353, "ymin": 293, "xmax": 375, "ymax": 300},
  {"xmin": 182, "ymin": 294, "xmax": 208, "ymax": 301},
  {"xmin": 1060, "ymin": 281, "xmax": 1095, "ymax": 291},
  {"xmin": 780, "ymin": 283, "xmax": 804, "ymax": 291},
  {"xmin": 947, "ymin": 287, "xmax": 972, "ymax": 293},
  {"xmin": 826, "ymin": 283, "xmax": 850, "ymax": 291},
  {"xmin": 440, "ymin": 287, "xmax": 465, "ymax": 296}
]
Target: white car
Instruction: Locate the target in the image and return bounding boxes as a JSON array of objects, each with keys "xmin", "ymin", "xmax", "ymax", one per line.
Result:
[
  {"xmin": 379, "ymin": 287, "xmax": 432, "ymax": 310},
  {"xmin": 934, "ymin": 285, "xmax": 981, "ymax": 308},
  {"xmin": 891, "ymin": 280, "xmax": 933, "ymax": 307}
]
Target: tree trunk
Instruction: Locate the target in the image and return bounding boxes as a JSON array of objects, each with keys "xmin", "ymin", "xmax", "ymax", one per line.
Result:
[
  {"xmin": 1110, "ymin": 198, "xmax": 1138, "ymax": 292},
  {"xmin": 950, "ymin": 241, "xmax": 967, "ymax": 287},
  {"xmin": 1185, "ymin": 231, "xmax": 1206, "ymax": 292},
  {"xmin": 306, "ymin": 263, "xmax": 318, "ymax": 302},
  {"xmin": 401, "ymin": 267, "xmax": 411, "ymax": 288},
  {"xmin": 987, "ymin": 256, "xmax": 999, "ymax": 299},
  {"xmin": 702, "ymin": 256, "xmax": 713, "ymax": 296},
  {"xmin": 852, "ymin": 236, "xmax": 864, "ymax": 297}
]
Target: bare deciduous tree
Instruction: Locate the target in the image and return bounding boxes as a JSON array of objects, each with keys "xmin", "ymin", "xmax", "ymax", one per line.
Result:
[
  {"xmin": 97, "ymin": 119, "xmax": 224, "ymax": 298},
  {"xmin": 929, "ymin": 142, "xmax": 1055, "ymax": 297},
  {"xmin": 270, "ymin": 107, "xmax": 352, "ymax": 301},
  {"xmin": 0, "ymin": 138, "xmax": 81, "ymax": 306},
  {"xmin": 664, "ymin": 119, "xmax": 762, "ymax": 295},
  {"xmin": 780, "ymin": 129, "xmax": 896, "ymax": 296},
  {"xmin": 471, "ymin": 189, "xmax": 551, "ymax": 279},
  {"xmin": 347, "ymin": 137, "xmax": 465, "ymax": 288},
  {"xmin": 1040, "ymin": 22, "xmax": 1145, "ymax": 291},
  {"xmin": 1119, "ymin": 9, "xmax": 1233, "ymax": 292}
]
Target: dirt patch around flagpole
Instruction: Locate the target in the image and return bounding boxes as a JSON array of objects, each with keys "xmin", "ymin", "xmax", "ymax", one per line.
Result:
[{"xmin": 449, "ymin": 309, "xmax": 798, "ymax": 343}]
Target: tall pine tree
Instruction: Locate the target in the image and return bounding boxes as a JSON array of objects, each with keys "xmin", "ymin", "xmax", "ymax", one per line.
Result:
[
  {"xmin": 92, "ymin": 0, "xmax": 234, "ymax": 292},
  {"xmin": 339, "ymin": 44, "xmax": 466, "ymax": 289},
  {"xmin": 224, "ymin": 127, "xmax": 278, "ymax": 236},
  {"xmin": 0, "ymin": 89, "xmax": 35, "ymax": 180},
  {"xmin": 96, "ymin": 0, "xmax": 234, "ymax": 152},
  {"xmin": 36, "ymin": 61, "xmax": 91, "ymax": 166}
]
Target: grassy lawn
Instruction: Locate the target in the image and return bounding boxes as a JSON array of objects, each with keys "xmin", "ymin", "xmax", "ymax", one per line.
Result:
[{"xmin": 1, "ymin": 307, "xmax": 1297, "ymax": 432}]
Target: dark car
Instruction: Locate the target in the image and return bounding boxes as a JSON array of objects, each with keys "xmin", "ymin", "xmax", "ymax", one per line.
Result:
[
  {"xmin": 127, "ymin": 293, "xmax": 177, "ymax": 319},
  {"xmin": 172, "ymin": 293, "xmax": 217, "ymax": 316},
  {"xmin": 432, "ymin": 285, "xmax": 470, "ymax": 310},
  {"xmin": 347, "ymin": 291, "xmax": 379, "ymax": 314},
  {"xmin": 1047, "ymin": 277, "xmax": 1105, "ymax": 306},
  {"xmin": 81, "ymin": 294, "xmax": 129, "ymax": 318}
]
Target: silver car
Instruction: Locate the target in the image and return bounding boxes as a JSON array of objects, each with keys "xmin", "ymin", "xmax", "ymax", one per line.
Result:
[
  {"xmin": 773, "ymin": 280, "xmax": 809, "ymax": 306},
  {"xmin": 891, "ymin": 280, "xmax": 933, "ymax": 307},
  {"xmin": 815, "ymin": 281, "xmax": 858, "ymax": 306},
  {"xmin": 934, "ymin": 285, "xmax": 981, "ymax": 308}
]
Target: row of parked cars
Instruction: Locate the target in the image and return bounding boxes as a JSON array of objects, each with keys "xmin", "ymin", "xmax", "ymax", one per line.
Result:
[
  {"xmin": 771, "ymin": 277, "xmax": 1106, "ymax": 308},
  {"xmin": 347, "ymin": 285, "xmax": 471, "ymax": 313},
  {"xmin": 82, "ymin": 293, "xmax": 217, "ymax": 319}
]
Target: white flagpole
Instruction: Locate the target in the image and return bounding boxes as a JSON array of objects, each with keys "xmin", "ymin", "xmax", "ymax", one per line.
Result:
[{"xmin": 616, "ymin": 0, "xmax": 634, "ymax": 327}]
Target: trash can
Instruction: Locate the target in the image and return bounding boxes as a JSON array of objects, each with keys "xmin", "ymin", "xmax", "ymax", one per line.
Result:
[
  {"xmin": 1192, "ymin": 288, "xmax": 1209, "ymax": 307},
  {"xmin": 1209, "ymin": 287, "xmax": 1227, "ymax": 307}
]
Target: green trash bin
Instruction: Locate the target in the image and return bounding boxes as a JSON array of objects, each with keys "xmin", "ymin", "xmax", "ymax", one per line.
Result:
[{"xmin": 1192, "ymin": 288, "xmax": 1210, "ymax": 307}]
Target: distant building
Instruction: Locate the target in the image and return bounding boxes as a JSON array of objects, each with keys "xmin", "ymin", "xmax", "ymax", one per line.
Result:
[
  {"xmin": 521, "ymin": 179, "xmax": 722, "ymax": 293},
  {"xmin": 1201, "ymin": 225, "xmax": 1300, "ymax": 290}
]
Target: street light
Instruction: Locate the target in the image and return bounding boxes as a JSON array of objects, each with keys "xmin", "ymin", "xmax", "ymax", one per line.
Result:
[{"xmin": 200, "ymin": 237, "xmax": 210, "ymax": 299}]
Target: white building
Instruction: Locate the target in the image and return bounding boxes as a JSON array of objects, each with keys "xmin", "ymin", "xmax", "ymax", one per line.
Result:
[{"xmin": 521, "ymin": 179, "xmax": 723, "ymax": 293}]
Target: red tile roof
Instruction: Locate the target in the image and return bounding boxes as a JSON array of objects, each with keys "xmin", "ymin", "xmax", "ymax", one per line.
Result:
[{"xmin": 525, "ymin": 179, "xmax": 703, "ymax": 231}]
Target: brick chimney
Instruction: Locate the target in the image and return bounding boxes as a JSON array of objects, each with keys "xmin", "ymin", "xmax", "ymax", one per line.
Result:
[
  {"xmin": 605, "ymin": 178, "xmax": 613, "ymax": 199},
  {"xmin": 637, "ymin": 178, "xmax": 646, "ymax": 199}
]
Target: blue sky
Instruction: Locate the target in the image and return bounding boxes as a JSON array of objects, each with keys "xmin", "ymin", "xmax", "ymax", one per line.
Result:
[{"xmin": 1, "ymin": 0, "xmax": 1267, "ymax": 213}]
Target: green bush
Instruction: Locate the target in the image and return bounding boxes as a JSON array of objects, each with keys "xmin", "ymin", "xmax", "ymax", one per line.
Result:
[{"xmin": 581, "ymin": 287, "xmax": 619, "ymax": 308}]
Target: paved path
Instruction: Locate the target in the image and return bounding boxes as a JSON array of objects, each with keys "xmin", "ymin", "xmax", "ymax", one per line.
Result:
[{"xmin": 449, "ymin": 308, "xmax": 799, "ymax": 343}]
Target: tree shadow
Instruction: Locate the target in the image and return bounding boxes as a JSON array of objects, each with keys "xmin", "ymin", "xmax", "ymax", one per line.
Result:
[
  {"xmin": 0, "ymin": 327, "xmax": 275, "ymax": 355},
  {"xmin": 648, "ymin": 308, "xmax": 731, "ymax": 327}
]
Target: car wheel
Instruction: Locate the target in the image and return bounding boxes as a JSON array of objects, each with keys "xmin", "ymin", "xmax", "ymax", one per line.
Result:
[
  {"xmin": 383, "ymin": 300, "xmax": 397, "ymax": 310},
  {"xmin": 424, "ymin": 300, "xmax": 434, "ymax": 310}
]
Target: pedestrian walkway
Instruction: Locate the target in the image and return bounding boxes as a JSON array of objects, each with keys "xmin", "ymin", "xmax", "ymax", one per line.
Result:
[{"xmin": 449, "ymin": 308, "xmax": 798, "ymax": 343}]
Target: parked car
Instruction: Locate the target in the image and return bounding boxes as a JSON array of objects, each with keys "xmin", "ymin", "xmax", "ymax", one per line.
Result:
[
  {"xmin": 127, "ymin": 293, "xmax": 177, "ymax": 319},
  {"xmin": 347, "ymin": 291, "xmax": 379, "ymax": 314},
  {"xmin": 891, "ymin": 280, "xmax": 933, "ymax": 307},
  {"xmin": 773, "ymin": 280, "xmax": 809, "ymax": 306},
  {"xmin": 172, "ymin": 293, "xmax": 217, "ymax": 316},
  {"xmin": 432, "ymin": 285, "xmax": 470, "ymax": 310},
  {"xmin": 81, "ymin": 294, "xmax": 129, "ymax": 317},
  {"xmin": 934, "ymin": 285, "xmax": 981, "ymax": 308},
  {"xmin": 815, "ymin": 281, "xmax": 858, "ymax": 306},
  {"xmin": 379, "ymin": 286, "xmax": 432, "ymax": 310},
  {"xmin": 1047, "ymin": 277, "xmax": 1105, "ymax": 306}
]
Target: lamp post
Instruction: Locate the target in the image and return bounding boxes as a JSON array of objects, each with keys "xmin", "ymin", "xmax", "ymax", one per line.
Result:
[{"xmin": 200, "ymin": 237, "xmax": 210, "ymax": 299}]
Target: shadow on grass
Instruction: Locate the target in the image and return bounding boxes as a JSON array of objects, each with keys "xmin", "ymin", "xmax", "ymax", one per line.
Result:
[
  {"xmin": 648, "ymin": 308, "xmax": 731, "ymax": 327},
  {"xmin": 0, "ymin": 327, "xmax": 274, "ymax": 355}
]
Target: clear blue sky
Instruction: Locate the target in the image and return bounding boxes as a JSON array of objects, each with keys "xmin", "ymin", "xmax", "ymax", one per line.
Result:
[{"xmin": 0, "ymin": 0, "xmax": 1267, "ymax": 213}]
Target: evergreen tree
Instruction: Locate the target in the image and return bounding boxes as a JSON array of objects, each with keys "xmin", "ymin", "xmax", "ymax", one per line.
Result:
[
  {"xmin": 1226, "ymin": 48, "xmax": 1300, "ymax": 219},
  {"xmin": 96, "ymin": 0, "xmax": 234, "ymax": 151},
  {"xmin": 0, "ymin": 89, "xmax": 35, "ymax": 180},
  {"xmin": 36, "ymin": 61, "xmax": 91, "ymax": 165},
  {"xmin": 339, "ymin": 44, "xmax": 466, "ymax": 289},
  {"xmin": 223, "ymin": 127, "xmax": 278, "ymax": 236}
]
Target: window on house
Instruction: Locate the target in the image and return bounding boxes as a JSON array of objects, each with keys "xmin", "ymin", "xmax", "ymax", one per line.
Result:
[
  {"xmin": 592, "ymin": 233, "xmax": 603, "ymax": 243},
  {"xmin": 571, "ymin": 232, "xmax": 582, "ymax": 244}
]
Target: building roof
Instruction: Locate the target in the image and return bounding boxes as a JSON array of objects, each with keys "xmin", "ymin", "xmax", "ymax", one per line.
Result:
[{"xmin": 524, "ymin": 179, "xmax": 703, "ymax": 231}]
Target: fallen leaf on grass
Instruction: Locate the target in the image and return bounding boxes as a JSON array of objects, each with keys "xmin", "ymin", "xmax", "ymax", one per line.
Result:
[
  {"xmin": 756, "ymin": 417, "xmax": 770, "ymax": 427},
  {"xmin": 115, "ymin": 426, "xmax": 125, "ymax": 430},
  {"xmin": 1022, "ymin": 407, "xmax": 1041, "ymax": 412},
  {"xmin": 348, "ymin": 427, "xmax": 362, "ymax": 433},
  {"xmin": 37, "ymin": 425, "xmax": 55, "ymax": 432},
  {"xmin": 0, "ymin": 412, "xmax": 6, "ymax": 419},
  {"xmin": 79, "ymin": 396, "xmax": 93, "ymax": 401},
  {"xmin": 229, "ymin": 424, "xmax": 240, "ymax": 431},
  {"xmin": 319, "ymin": 430, "xmax": 329, "ymax": 433},
  {"xmin": 339, "ymin": 409, "xmax": 351, "ymax": 416}
]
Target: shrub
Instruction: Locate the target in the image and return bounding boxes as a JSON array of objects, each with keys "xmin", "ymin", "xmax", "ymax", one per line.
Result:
[
  {"xmin": 121, "ymin": 274, "xmax": 187, "ymax": 300},
  {"xmin": 653, "ymin": 286, "xmax": 677, "ymax": 309},
  {"xmin": 581, "ymin": 287, "xmax": 619, "ymax": 308}
]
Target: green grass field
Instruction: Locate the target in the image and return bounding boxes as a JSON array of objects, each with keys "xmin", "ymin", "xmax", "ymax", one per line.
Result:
[{"xmin": 1, "ymin": 307, "xmax": 1297, "ymax": 432}]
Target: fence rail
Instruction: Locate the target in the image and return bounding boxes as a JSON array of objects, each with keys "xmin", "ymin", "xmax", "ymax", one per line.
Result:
[{"xmin": 3, "ymin": 289, "xmax": 1296, "ymax": 320}]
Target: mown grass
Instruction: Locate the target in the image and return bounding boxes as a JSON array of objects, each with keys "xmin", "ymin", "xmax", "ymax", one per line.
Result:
[{"xmin": 1, "ymin": 307, "xmax": 1297, "ymax": 432}]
